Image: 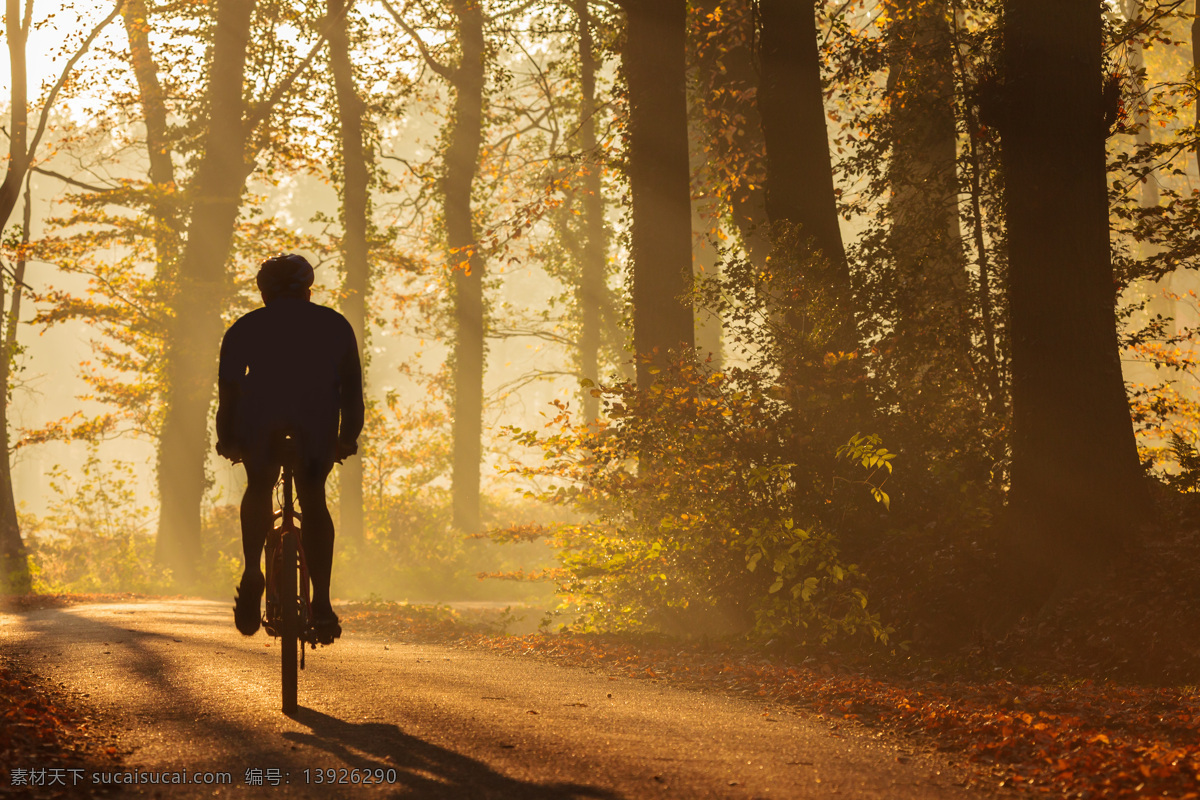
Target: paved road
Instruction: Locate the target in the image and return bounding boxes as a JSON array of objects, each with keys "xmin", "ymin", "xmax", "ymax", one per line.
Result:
[{"xmin": 0, "ymin": 601, "xmax": 996, "ymax": 798}]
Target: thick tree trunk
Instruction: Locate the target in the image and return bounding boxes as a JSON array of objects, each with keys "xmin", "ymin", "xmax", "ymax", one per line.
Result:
[
  {"xmin": 445, "ymin": 0, "xmax": 486, "ymax": 534},
  {"xmin": 328, "ymin": 0, "xmax": 369, "ymax": 543},
  {"xmin": 155, "ymin": 0, "xmax": 256, "ymax": 582},
  {"xmin": 576, "ymin": 0, "xmax": 606, "ymax": 420},
  {"xmin": 1001, "ymin": 0, "xmax": 1148, "ymax": 575},
  {"xmin": 619, "ymin": 0, "xmax": 695, "ymax": 388},
  {"xmin": 756, "ymin": 0, "xmax": 849, "ymax": 286}
]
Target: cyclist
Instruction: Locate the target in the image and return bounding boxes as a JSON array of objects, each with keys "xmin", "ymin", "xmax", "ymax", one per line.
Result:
[{"xmin": 215, "ymin": 253, "xmax": 364, "ymax": 644}]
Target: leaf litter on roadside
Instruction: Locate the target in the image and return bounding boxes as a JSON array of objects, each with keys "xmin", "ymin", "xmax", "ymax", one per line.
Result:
[{"xmin": 340, "ymin": 601, "xmax": 1200, "ymax": 799}]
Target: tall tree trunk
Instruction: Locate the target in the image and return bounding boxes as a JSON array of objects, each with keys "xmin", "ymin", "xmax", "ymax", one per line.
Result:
[
  {"xmin": 1001, "ymin": 0, "xmax": 1148, "ymax": 580},
  {"xmin": 0, "ymin": 0, "xmax": 31, "ymax": 592},
  {"xmin": 123, "ymin": 0, "xmax": 183, "ymax": 277},
  {"xmin": 618, "ymin": 0, "xmax": 695, "ymax": 389},
  {"xmin": 0, "ymin": 0, "xmax": 30, "ymax": 228},
  {"xmin": 756, "ymin": 0, "xmax": 849, "ymax": 285},
  {"xmin": 155, "ymin": 0, "xmax": 256, "ymax": 582},
  {"xmin": 328, "ymin": 0, "xmax": 369, "ymax": 543},
  {"xmin": 575, "ymin": 0, "xmax": 606, "ymax": 420},
  {"xmin": 445, "ymin": 0, "xmax": 486, "ymax": 533},
  {"xmin": 0, "ymin": 177, "xmax": 31, "ymax": 593}
]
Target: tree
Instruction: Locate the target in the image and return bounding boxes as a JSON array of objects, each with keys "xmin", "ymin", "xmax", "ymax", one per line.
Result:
[
  {"xmin": 0, "ymin": 0, "xmax": 122, "ymax": 591},
  {"xmin": 1001, "ymin": 0, "xmax": 1149, "ymax": 581},
  {"xmin": 154, "ymin": 0, "xmax": 260, "ymax": 579},
  {"xmin": 151, "ymin": 0, "xmax": 352, "ymax": 580},
  {"xmin": 755, "ymin": 0, "xmax": 849, "ymax": 290},
  {"xmin": 616, "ymin": 0, "xmax": 694, "ymax": 388},
  {"xmin": 385, "ymin": 0, "xmax": 490, "ymax": 533},
  {"xmin": 328, "ymin": 0, "xmax": 373, "ymax": 543},
  {"xmin": 575, "ymin": 0, "xmax": 609, "ymax": 420}
]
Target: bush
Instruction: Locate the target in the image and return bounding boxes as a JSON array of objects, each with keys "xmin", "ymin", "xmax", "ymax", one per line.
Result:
[
  {"xmin": 501, "ymin": 237, "xmax": 893, "ymax": 646},
  {"xmin": 25, "ymin": 450, "xmax": 171, "ymax": 594}
]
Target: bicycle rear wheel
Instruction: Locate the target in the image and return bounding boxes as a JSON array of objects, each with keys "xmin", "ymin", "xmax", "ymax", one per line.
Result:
[{"xmin": 281, "ymin": 531, "xmax": 298, "ymax": 713}]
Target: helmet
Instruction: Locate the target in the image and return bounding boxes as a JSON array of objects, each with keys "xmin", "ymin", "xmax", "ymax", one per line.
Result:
[{"xmin": 256, "ymin": 253, "xmax": 314, "ymax": 298}]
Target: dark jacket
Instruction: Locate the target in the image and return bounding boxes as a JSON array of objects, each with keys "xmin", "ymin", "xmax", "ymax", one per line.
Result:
[{"xmin": 215, "ymin": 298, "xmax": 364, "ymax": 463}]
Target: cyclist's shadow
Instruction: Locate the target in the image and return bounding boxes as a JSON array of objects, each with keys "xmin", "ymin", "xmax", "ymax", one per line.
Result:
[{"xmin": 284, "ymin": 707, "xmax": 622, "ymax": 799}]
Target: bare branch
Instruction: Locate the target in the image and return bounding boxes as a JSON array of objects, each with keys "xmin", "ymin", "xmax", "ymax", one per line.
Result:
[
  {"xmin": 31, "ymin": 165, "xmax": 114, "ymax": 193},
  {"xmin": 28, "ymin": 1, "xmax": 126, "ymax": 160},
  {"xmin": 244, "ymin": 0, "xmax": 359, "ymax": 133},
  {"xmin": 379, "ymin": 0, "xmax": 456, "ymax": 82}
]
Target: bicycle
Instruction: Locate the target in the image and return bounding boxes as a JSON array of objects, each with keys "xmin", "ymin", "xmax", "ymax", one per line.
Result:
[{"xmin": 261, "ymin": 433, "xmax": 316, "ymax": 713}]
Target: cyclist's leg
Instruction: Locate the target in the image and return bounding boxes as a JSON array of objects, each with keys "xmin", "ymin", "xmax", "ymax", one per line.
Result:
[
  {"xmin": 233, "ymin": 453, "xmax": 280, "ymax": 634},
  {"xmin": 294, "ymin": 458, "xmax": 336, "ymax": 617},
  {"xmin": 241, "ymin": 455, "xmax": 281, "ymax": 579}
]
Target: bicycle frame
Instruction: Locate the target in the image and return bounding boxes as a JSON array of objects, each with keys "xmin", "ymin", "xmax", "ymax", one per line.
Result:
[{"xmin": 263, "ymin": 445, "xmax": 314, "ymax": 713}]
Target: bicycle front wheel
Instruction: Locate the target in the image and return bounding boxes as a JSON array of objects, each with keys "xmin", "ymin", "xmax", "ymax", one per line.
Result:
[{"xmin": 281, "ymin": 532, "xmax": 298, "ymax": 713}]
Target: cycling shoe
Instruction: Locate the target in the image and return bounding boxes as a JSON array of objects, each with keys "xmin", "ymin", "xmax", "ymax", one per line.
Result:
[
  {"xmin": 233, "ymin": 572, "xmax": 265, "ymax": 636},
  {"xmin": 310, "ymin": 609, "xmax": 341, "ymax": 645}
]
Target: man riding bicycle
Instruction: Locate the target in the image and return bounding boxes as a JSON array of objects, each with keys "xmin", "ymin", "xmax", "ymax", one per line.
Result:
[{"xmin": 215, "ymin": 254, "xmax": 364, "ymax": 644}]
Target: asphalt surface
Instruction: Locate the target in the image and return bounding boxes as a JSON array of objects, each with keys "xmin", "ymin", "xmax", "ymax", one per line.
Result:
[{"xmin": 0, "ymin": 601, "xmax": 998, "ymax": 798}]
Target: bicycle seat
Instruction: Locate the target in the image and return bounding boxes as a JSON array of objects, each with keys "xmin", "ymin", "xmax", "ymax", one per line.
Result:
[{"xmin": 268, "ymin": 428, "xmax": 303, "ymax": 469}]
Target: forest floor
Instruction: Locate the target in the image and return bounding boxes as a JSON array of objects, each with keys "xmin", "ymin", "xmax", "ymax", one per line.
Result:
[
  {"xmin": 0, "ymin": 594, "xmax": 133, "ymax": 798},
  {"xmin": 1, "ymin": 591, "xmax": 1198, "ymax": 799},
  {"xmin": 335, "ymin": 600, "xmax": 1200, "ymax": 800}
]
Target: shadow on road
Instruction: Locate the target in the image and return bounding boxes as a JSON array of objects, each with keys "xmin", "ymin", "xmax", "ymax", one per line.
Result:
[{"xmin": 285, "ymin": 707, "xmax": 623, "ymax": 800}]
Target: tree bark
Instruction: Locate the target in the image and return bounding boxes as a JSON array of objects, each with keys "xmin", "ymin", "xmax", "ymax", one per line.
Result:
[
  {"xmin": 328, "ymin": 0, "xmax": 369, "ymax": 543},
  {"xmin": 0, "ymin": 177, "xmax": 31, "ymax": 593},
  {"xmin": 445, "ymin": 0, "xmax": 486, "ymax": 534},
  {"xmin": 756, "ymin": 0, "xmax": 849, "ymax": 287},
  {"xmin": 0, "ymin": 0, "xmax": 31, "ymax": 592},
  {"xmin": 618, "ymin": 0, "xmax": 695, "ymax": 388},
  {"xmin": 123, "ymin": 0, "xmax": 183, "ymax": 278},
  {"xmin": 155, "ymin": 0, "xmax": 256, "ymax": 582},
  {"xmin": 575, "ymin": 0, "xmax": 606, "ymax": 420},
  {"xmin": 1001, "ymin": 0, "xmax": 1148, "ymax": 575}
]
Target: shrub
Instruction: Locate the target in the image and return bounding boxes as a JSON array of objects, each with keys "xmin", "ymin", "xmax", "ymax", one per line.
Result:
[
  {"xmin": 25, "ymin": 450, "xmax": 171, "ymax": 594},
  {"xmin": 501, "ymin": 237, "xmax": 893, "ymax": 646}
]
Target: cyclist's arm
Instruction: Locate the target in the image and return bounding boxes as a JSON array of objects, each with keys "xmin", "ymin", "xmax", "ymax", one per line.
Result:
[
  {"xmin": 215, "ymin": 328, "xmax": 244, "ymax": 453},
  {"xmin": 338, "ymin": 328, "xmax": 365, "ymax": 448}
]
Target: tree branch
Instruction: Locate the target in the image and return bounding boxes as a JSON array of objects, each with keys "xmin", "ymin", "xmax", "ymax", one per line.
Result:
[
  {"xmin": 28, "ymin": 1, "xmax": 126, "ymax": 160},
  {"xmin": 379, "ymin": 0, "xmax": 456, "ymax": 82},
  {"xmin": 243, "ymin": 0, "xmax": 359, "ymax": 134},
  {"xmin": 31, "ymin": 165, "xmax": 114, "ymax": 193}
]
